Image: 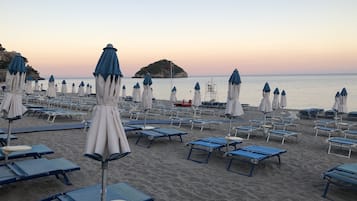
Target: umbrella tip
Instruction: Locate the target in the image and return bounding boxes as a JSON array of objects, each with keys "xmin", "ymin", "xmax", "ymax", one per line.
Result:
[{"xmin": 106, "ymin": 43, "xmax": 113, "ymax": 48}]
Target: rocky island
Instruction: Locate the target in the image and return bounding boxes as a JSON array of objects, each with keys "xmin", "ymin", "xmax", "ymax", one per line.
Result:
[
  {"xmin": 133, "ymin": 59, "xmax": 188, "ymax": 78},
  {"xmin": 0, "ymin": 44, "xmax": 43, "ymax": 82}
]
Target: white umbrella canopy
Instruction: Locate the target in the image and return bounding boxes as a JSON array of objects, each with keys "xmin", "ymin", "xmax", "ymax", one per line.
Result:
[
  {"xmin": 280, "ymin": 90, "xmax": 287, "ymax": 109},
  {"xmin": 84, "ymin": 44, "xmax": 130, "ymax": 201},
  {"xmin": 86, "ymin": 83, "xmax": 91, "ymax": 95},
  {"xmin": 170, "ymin": 86, "xmax": 177, "ymax": 103},
  {"xmin": 71, "ymin": 83, "xmax": 76, "ymax": 93},
  {"xmin": 46, "ymin": 75, "xmax": 56, "ymax": 98},
  {"xmin": 34, "ymin": 79, "xmax": 40, "ymax": 91},
  {"xmin": 0, "ymin": 53, "xmax": 27, "ymax": 119},
  {"xmin": 225, "ymin": 69, "xmax": 244, "ymax": 117},
  {"xmin": 259, "ymin": 82, "xmax": 273, "ymax": 116},
  {"xmin": 61, "ymin": 80, "xmax": 67, "ymax": 94},
  {"xmin": 122, "ymin": 85, "xmax": 126, "ymax": 98},
  {"xmin": 332, "ymin": 91, "xmax": 340, "ymax": 112},
  {"xmin": 193, "ymin": 82, "xmax": 201, "ymax": 107},
  {"xmin": 338, "ymin": 88, "xmax": 348, "ymax": 113},
  {"xmin": 78, "ymin": 81, "xmax": 85, "ymax": 97},
  {"xmin": 25, "ymin": 76, "xmax": 33, "ymax": 94},
  {"xmin": 272, "ymin": 88, "xmax": 280, "ymax": 110}
]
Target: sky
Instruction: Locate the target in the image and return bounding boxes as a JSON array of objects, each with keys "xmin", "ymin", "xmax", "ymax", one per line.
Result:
[{"xmin": 1, "ymin": 0, "xmax": 357, "ymax": 78}]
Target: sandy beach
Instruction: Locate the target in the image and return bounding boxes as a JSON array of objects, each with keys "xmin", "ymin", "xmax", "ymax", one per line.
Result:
[{"xmin": 0, "ymin": 105, "xmax": 356, "ymax": 201}]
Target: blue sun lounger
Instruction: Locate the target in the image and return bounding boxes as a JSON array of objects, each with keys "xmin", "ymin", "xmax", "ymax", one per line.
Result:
[
  {"xmin": 266, "ymin": 129, "xmax": 300, "ymax": 144},
  {"xmin": 136, "ymin": 128, "xmax": 187, "ymax": 148},
  {"xmin": 0, "ymin": 158, "xmax": 80, "ymax": 185},
  {"xmin": 0, "ymin": 134, "xmax": 17, "ymax": 146},
  {"xmin": 327, "ymin": 137, "xmax": 357, "ymax": 158},
  {"xmin": 187, "ymin": 137, "xmax": 242, "ymax": 163},
  {"xmin": 41, "ymin": 182, "xmax": 153, "ymax": 201},
  {"xmin": 226, "ymin": 145, "xmax": 287, "ymax": 176},
  {"xmin": 0, "ymin": 144, "xmax": 54, "ymax": 161},
  {"xmin": 322, "ymin": 163, "xmax": 357, "ymax": 198}
]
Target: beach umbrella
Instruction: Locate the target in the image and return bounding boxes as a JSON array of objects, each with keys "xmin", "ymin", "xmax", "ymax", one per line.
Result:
[
  {"xmin": 71, "ymin": 83, "xmax": 76, "ymax": 93},
  {"xmin": 90, "ymin": 85, "xmax": 93, "ymax": 95},
  {"xmin": 170, "ymin": 86, "xmax": 177, "ymax": 103},
  {"xmin": 272, "ymin": 88, "xmax": 280, "ymax": 111},
  {"xmin": 86, "ymin": 83, "xmax": 91, "ymax": 95},
  {"xmin": 142, "ymin": 73, "xmax": 153, "ymax": 128},
  {"xmin": 280, "ymin": 90, "xmax": 287, "ymax": 109},
  {"xmin": 85, "ymin": 44, "xmax": 130, "ymax": 201},
  {"xmin": 122, "ymin": 85, "xmax": 126, "ymax": 98},
  {"xmin": 338, "ymin": 88, "xmax": 348, "ymax": 113},
  {"xmin": 34, "ymin": 79, "xmax": 40, "ymax": 91},
  {"xmin": 132, "ymin": 82, "xmax": 141, "ymax": 102},
  {"xmin": 78, "ymin": 81, "xmax": 85, "ymax": 97},
  {"xmin": 46, "ymin": 75, "xmax": 56, "ymax": 98},
  {"xmin": 332, "ymin": 91, "xmax": 340, "ymax": 111},
  {"xmin": 25, "ymin": 76, "xmax": 33, "ymax": 95},
  {"xmin": 225, "ymin": 69, "xmax": 244, "ymax": 135},
  {"xmin": 40, "ymin": 83, "xmax": 43, "ymax": 91},
  {"xmin": 259, "ymin": 82, "xmax": 272, "ymax": 122},
  {"xmin": 0, "ymin": 53, "xmax": 27, "ymax": 160},
  {"xmin": 192, "ymin": 82, "xmax": 201, "ymax": 117},
  {"xmin": 61, "ymin": 80, "xmax": 67, "ymax": 94}
]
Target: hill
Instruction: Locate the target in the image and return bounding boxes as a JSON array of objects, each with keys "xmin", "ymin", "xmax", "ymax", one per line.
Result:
[{"xmin": 133, "ymin": 59, "xmax": 188, "ymax": 78}]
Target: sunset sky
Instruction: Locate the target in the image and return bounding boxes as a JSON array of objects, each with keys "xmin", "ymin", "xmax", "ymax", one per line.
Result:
[{"xmin": 1, "ymin": 0, "xmax": 357, "ymax": 78}]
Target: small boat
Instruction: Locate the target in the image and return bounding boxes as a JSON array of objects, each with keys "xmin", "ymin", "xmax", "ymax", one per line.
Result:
[{"xmin": 174, "ymin": 100, "xmax": 192, "ymax": 107}]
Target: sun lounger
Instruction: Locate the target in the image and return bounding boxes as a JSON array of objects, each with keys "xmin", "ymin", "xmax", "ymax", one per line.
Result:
[
  {"xmin": 327, "ymin": 137, "xmax": 357, "ymax": 158},
  {"xmin": 233, "ymin": 126, "xmax": 260, "ymax": 140},
  {"xmin": 266, "ymin": 129, "xmax": 300, "ymax": 144},
  {"xmin": 41, "ymin": 182, "xmax": 154, "ymax": 201},
  {"xmin": 135, "ymin": 128, "xmax": 187, "ymax": 148},
  {"xmin": 344, "ymin": 130, "xmax": 357, "ymax": 138},
  {"xmin": 186, "ymin": 137, "xmax": 242, "ymax": 163},
  {"xmin": 0, "ymin": 158, "xmax": 80, "ymax": 185},
  {"xmin": 190, "ymin": 119, "xmax": 223, "ymax": 132},
  {"xmin": 0, "ymin": 144, "xmax": 54, "ymax": 160},
  {"xmin": 0, "ymin": 134, "xmax": 17, "ymax": 146},
  {"xmin": 226, "ymin": 145, "xmax": 287, "ymax": 176},
  {"xmin": 298, "ymin": 108, "xmax": 324, "ymax": 119},
  {"xmin": 322, "ymin": 163, "xmax": 357, "ymax": 198},
  {"xmin": 314, "ymin": 126, "xmax": 340, "ymax": 138}
]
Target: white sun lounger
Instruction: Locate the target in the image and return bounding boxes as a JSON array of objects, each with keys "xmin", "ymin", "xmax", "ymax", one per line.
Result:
[{"xmin": 327, "ymin": 137, "xmax": 357, "ymax": 158}]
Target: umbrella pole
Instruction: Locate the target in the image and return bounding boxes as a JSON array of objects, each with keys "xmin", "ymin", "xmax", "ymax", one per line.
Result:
[
  {"xmin": 144, "ymin": 110, "xmax": 148, "ymax": 128},
  {"xmin": 101, "ymin": 160, "xmax": 108, "ymax": 201},
  {"xmin": 228, "ymin": 117, "xmax": 232, "ymax": 136},
  {"xmin": 5, "ymin": 119, "xmax": 13, "ymax": 162}
]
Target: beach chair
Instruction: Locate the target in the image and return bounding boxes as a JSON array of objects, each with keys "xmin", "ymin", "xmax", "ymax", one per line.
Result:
[
  {"xmin": 226, "ymin": 145, "xmax": 287, "ymax": 176},
  {"xmin": 41, "ymin": 182, "xmax": 154, "ymax": 201},
  {"xmin": 314, "ymin": 125, "xmax": 340, "ymax": 138},
  {"xmin": 190, "ymin": 119, "xmax": 223, "ymax": 132},
  {"xmin": 322, "ymin": 163, "xmax": 357, "ymax": 198},
  {"xmin": 186, "ymin": 137, "xmax": 242, "ymax": 163},
  {"xmin": 0, "ymin": 158, "xmax": 80, "ymax": 185},
  {"xmin": 0, "ymin": 134, "xmax": 17, "ymax": 146},
  {"xmin": 327, "ymin": 137, "xmax": 357, "ymax": 158},
  {"xmin": 0, "ymin": 144, "xmax": 54, "ymax": 160},
  {"xmin": 233, "ymin": 126, "xmax": 260, "ymax": 140},
  {"xmin": 266, "ymin": 129, "xmax": 300, "ymax": 144},
  {"xmin": 135, "ymin": 128, "xmax": 187, "ymax": 148}
]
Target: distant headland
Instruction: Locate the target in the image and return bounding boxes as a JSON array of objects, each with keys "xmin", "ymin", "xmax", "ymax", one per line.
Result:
[
  {"xmin": 133, "ymin": 59, "xmax": 188, "ymax": 78},
  {"xmin": 0, "ymin": 44, "xmax": 43, "ymax": 82}
]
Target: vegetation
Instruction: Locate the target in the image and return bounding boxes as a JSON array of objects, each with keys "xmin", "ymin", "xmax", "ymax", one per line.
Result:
[{"xmin": 133, "ymin": 59, "xmax": 188, "ymax": 78}]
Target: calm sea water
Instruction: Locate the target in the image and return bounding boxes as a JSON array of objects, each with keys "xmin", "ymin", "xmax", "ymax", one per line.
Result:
[{"xmin": 38, "ymin": 74, "xmax": 357, "ymax": 111}]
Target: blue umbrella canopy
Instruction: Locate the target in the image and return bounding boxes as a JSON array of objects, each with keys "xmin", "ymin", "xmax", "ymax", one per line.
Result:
[
  {"xmin": 80, "ymin": 81, "xmax": 85, "ymax": 87},
  {"xmin": 228, "ymin": 69, "xmax": 241, "ymax": 85},
  {"xmin": 93, "ymin": 44, "xmax": 122, "ymax": 80},
  {"xmin": 340, "ymin": 88, "xmax": 347, "ymax": 96},
  {"xmin": 273, "ymin": 88, "xmax": 280, "ymax": 95},
  {"xmin": 26, "ymin": 76, "xmax": 33, "ymax": 81},
  {"xmin": 49, "ymin": 75, "xmax": 55, "ymax": 82},
  {"xmin": 281, "ymin": 90, "xmax": 286, "ymax": 96},
  {"xmin": 122, "ymin": 85, "xmax": 126, "ymax": 90},
  {"xmin": 72, "ymin": 83, "xmax": 75, "ymax": 87},
  {"xmin": 35, "ymin": 79, "xmax": 38, "ymax": 83},
  {"xmin": 263, "ymin": 82, "xmax": 271, "ymax": 92},
  {"xmin": 8, "ymin": 53, "xmax": 26, "ymax": 75},
  {"xmin": 335, "ymin": 91, "xmax": 340, "ymax": 97},
  {"xmin": 194, "ymin": 82, "xmax": 200, "ymax": 90},
  {"xmin": 134, "ymin": 82, "xmax": 140, "ymax": 88},
  {"xmin": 62, "ymin": 80, "xmax": 66, "ymax": 84},
  {"xmin": 143, "ymin": 73, "xmax": 152, "ymax": 86},
  {"xmin": 171, "ymin": 86, "xmax": 176, "ymax": 92}
]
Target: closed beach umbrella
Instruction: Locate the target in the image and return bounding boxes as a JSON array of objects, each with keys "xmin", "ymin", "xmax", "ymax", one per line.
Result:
[
  {"xmin": 46, "ymin": 75, "xmax": 56, "ymax": 98},
  {"xmin": 132, "ymin": 82, "xmax": 141, "ymax": 102},
  {"xmin": 280, "ymin": 90, "xmax": 287, "ymax": 109},
  {"xmin": 55, "ymin": 84, "xmax": 58, "ymax": 92},
  {"xmin": 339, "ymin": 88, "xmax": 348, "ymax": 113},
  {"xmin": 86, "ymin": 83, "xmax": 91, "ymax": 95},
  {"xmin": 272, "ymin": 88, "xmax": 280, "ymax": 110},
  {"xmin": 61, "ymin": 80, "xmax": 67, "ymax": 94},
  {"xmin": 78, "ymin": 81, "xmax": 85, "ymax": 97},
  {"xmin": 332, "ymin": 91, "xmax": 340, "ymax": 112},
  {"xmin": 259, "ymin": 82, "xmax": 272, "ymax": 121},
  {"xmin": 170, "ymin": 86, "xmax": 177, "ymax": 103},
  {"xmin": 25, "ymin": 76, "xmax": 33, "ymax": 94},
  {"xmin": 142, "ymin": 73, "xmax": 153, "ymax": 127},
  {"xmin": 225, "ymin": 69, "xmax": 244, "ymax": 135},
  {"xmin": 0, "ymin": 53, "xmax": 27, "ymax": 150},
  {"xmin": 193, "ymin": 82, "xmax": 201, "ymax": 107},
  {"xmin": 85, "ymin": 44, "xmax": 130, "ymax": 201},
  {"xmin": 34, "ymin": 79, "xmax": 40, "ymax": 91},
  {"xmin": 122, "ymin": 85, "xmax": 126, "ymax": 98},
  {"xmin": 71, "ymin": 83, "xmax": 76, "ymax": 93},
  {"xmin": 40, "ymin": 83, "xmax": 43, "ymax": 91}
]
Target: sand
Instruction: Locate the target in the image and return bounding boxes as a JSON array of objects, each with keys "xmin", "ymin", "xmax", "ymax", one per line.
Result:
[{"xmin": 0, "ymin": 106, "xmax": 357, "ymax": 201}]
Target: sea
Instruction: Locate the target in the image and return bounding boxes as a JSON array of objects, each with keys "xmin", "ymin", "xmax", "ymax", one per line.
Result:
[{"xmin": 37, "ymin": 74, "xmax": 357, "ymax": 111}]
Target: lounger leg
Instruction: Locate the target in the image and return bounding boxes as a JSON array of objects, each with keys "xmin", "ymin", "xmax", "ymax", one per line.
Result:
[
  {"xmin": 56, "ymin": 173, "xmax": 72, "ymax": 185},
  {"xmin": 226, "ymin": 158, "xmax": 234, "ymax": 171},
  {"xmin": 281, "ymin": 137, "xmax": 285, "ymax": 144},
  {"xmin": 247, "ymin": 133, "xmax": 250, "ymax": 140},
  {"xmin": 322, "ymin": 182, "xmax": 330, "ymax": 198},
  {"xmin": 266, "ymin": 134, "xmax": 270, "ymax": 142},
  {"xmin": 135, "ymin": 135, "xmax": 143, "ymax": 145},
  {"xmin": 327, "ymin": 143, "xmax": 332, "ymax": 155},
  {"xmin": 248, "ymin": 164, "xmax": 256, "ymax": 177},
  {"xmin": 179, "ymin": 135, "xmax": 183, "ymax": 142},
  {"xmin": 348, "ymin": 148, "xmax": 352, "ymax": 158},
  {"xmin": 187, "ymin": 147, "xmax": 193, "ymax": 160}
]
